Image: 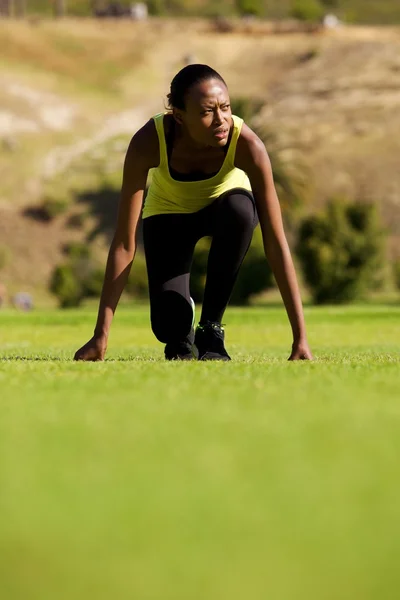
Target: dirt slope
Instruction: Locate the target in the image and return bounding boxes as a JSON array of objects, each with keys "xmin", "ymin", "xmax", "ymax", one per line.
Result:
[{"xmin": 1, "ymin": 19, "xmax": 399, "ymax": 301}]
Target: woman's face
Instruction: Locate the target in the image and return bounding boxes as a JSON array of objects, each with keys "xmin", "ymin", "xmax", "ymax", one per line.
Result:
[{"xmin": 173, "ymin": 78, "xmax": 232, "ymax": 148}]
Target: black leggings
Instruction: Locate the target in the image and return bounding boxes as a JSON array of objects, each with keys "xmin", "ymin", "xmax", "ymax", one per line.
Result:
[{"xmin": 142, "ymin": 189, "xmax": 258, "ymax": 344}]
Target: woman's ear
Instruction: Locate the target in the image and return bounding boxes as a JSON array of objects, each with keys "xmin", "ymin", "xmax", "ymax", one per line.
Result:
[{"xmin": 172, "ymin": 108, "xmax": 184, "ymax": 125}]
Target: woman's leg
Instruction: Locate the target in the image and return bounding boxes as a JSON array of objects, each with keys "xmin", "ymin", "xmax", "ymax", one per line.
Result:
[
  {"xmin": 143, "ymin": 213, "xmax": 199, "ymax": 347},
  {"xmin": 200, "ymin": 189, "xmax": 258, "ymax": 324}
]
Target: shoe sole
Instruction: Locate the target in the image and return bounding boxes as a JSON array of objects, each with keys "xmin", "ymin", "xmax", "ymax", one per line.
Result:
[
  {"xmin": 198, "ymin": 352, "xmax": 231, "ymax": 361},
  {"xmin": 190, "ymin": 296, "xmax": 195, "ymax": 328}
]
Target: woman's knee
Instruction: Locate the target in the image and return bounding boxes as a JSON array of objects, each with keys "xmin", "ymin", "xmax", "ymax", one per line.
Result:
[
  {"xmin": 219, "ymin": 191, "xmax": 257, "ymax": 230},
  {"xmin": 150, "ymin": 291, "xmax": 193, "ymax": 343}
]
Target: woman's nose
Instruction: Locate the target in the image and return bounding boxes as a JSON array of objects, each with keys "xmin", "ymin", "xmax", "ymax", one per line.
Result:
[{"xmin": 213, "ymin": 109, "xmax": 223, "ymax": 124}]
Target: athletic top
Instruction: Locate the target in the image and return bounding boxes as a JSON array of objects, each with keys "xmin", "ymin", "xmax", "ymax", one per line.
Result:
[{"xmin": 142, "ymin": 113, "xmax": 252, "ymax": 218}]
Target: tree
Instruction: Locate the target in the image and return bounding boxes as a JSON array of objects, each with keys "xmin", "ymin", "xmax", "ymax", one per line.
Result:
[{"xmin": 296, "ymin": 199, "xmax": 386, "ymax": 304}]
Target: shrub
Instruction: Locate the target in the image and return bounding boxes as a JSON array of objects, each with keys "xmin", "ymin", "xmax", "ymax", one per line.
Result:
[
  {"xmin": 42, "ymin": 195, "xmax": 70, "ymax": 220},
  {"xmin": 190, "ymin": 238, "xmax": 211, "ymax": 302},
  {"xmin": 50, "ymin": 243, "xmax": 103, "ymax": 308},
  {"xmin": 50, "ymin": 265, "xmax": 83, "ymax": 308},
  {"xmin": 190, "ymin": 227, "xmax": 273, "ymax": 305},
  {"xmin": 231, "ymin": 226, "xmax": 273, "ymax": 304},
  {"xmin": 63, "ymin": 242, "xmax": 90, "ymax": 260},
  {"xmin": 393, "ymin": 260, "xmax": 400, "ymax": 291},
  {"xmin": 125, "ymin": 251, "xmax": 149, "ymax": 299},
  {"xmin": 296, "ymin": 199, "xmax": 386, "ymax": 304},
  {"xmin": 66, "ymin": 213, "xmax": 87, "ymax": 230},
  {"xmin": 84, "ymin": 268, "xmax": 105, "ymax": 298},
  {"xmin": 236, "ymin": 0, "xmax": 265, "ymax": 17},
  {"xmin": 230, "ymin": 97, "xmax": 264, "ymax": 123},
  {"xmin": 291, "ymin": 0, "xmax": 325, "ymax": 21},
  {"xmin": 320, "ymin": 0, "xmax": 339, "ymax": 7}
]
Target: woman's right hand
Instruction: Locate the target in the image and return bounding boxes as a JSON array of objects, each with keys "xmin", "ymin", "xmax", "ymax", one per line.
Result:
[{"xmin": 74, "ymin": 335, "xmax": 108, "ymax": 361}]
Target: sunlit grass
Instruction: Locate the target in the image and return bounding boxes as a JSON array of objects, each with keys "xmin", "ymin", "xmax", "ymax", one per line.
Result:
[{"xmin": 0, "ymin": 305, "xmax": 399, "ymax": 599}]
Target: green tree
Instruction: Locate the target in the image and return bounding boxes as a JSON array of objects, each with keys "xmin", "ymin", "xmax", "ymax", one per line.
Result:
[
  {"xmin": 291, "ymin": 0, "xmax": 324, "ymax": 20},
  {"xmin": 50, "ymin": 243, "xmax": 104, "ymax": 308},
  {"xmin": 146, "ymin": 0, "xmax": 166, "ymax": 15},
  {"xmin": 236, "ymin": 0, "xmax": 265, "ymax": 17},
  {"xmin": 50, "ymin": 265, "xmax": 83, "ymax": 308},
  {"xmin": 296, "ymin": 199, "xmax": 386, "ymax": 304},
  {"xmin": 393, "ymin": 259, "xmax": 400, "ymax": 292},
  {"xmin": 125, "ymin": 252, "xmax": 149, "ymax": 299},
  {"xmin": 190, "ymin": 228, "xmax": 273, "ymax": 306}
]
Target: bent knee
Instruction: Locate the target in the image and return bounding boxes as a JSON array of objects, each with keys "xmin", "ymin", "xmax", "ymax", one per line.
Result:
[
  {"xmin": 220, "ymin": 192, "xmax": 256, "ymax": 228},
  {"xmin": 150, "ymin": 291, "xmax": 193, "ymax": 343}
]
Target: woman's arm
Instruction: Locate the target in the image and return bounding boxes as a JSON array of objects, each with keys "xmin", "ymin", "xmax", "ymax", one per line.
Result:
[
  {"xmin": 74, "ymin": 121, "xmax": 158, "ymax": 361},
  {"xmin": 236, "ymin": 126, "xmax": 313, "ymax": 360}
]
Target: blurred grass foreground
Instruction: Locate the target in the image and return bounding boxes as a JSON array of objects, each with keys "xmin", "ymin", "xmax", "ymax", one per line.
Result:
[{"xmin": 0, "ymin": 305, "xmax": 400, "ymax": 599}]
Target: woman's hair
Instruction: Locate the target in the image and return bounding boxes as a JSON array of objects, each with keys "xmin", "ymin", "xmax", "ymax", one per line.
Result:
[{"xmin": 167, "ymin": 64, "xmax": 226, "ymax": 110}]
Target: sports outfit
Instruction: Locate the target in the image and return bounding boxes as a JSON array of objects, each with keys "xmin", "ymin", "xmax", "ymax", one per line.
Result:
[{"xmin": 142, "ymin": 113, "xmax": 258, "ymax": 359}]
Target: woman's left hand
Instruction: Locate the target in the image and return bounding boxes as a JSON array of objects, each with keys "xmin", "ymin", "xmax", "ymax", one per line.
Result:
[{"xmin": 288, "ymin": 341, "xmax": 314, "ymax": 361}]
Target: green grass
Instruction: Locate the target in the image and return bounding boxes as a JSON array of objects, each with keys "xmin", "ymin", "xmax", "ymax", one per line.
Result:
[{"xmin": 0, "ymin": 305, "xmax": 400, "ymax": 600}]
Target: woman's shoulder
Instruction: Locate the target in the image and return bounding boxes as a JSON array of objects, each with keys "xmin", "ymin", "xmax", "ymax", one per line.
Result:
[
  {"xmin": 235, "ymin": 121, "xmax": 268, "ymax": 171},
  {"xmin": 125, "ymin": 117, "xmax": 161, "ymax": 170}
]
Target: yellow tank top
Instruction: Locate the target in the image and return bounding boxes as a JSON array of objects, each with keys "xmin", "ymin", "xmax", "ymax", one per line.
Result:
[{"xmin": 142, "ymin": 113, "xmax": 252, "ymax": 218}]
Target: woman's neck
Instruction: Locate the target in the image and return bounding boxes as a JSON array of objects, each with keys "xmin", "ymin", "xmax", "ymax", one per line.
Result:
[{"xmin": 174, "ymin": 122, "xmax": 211, "ymax": 152}]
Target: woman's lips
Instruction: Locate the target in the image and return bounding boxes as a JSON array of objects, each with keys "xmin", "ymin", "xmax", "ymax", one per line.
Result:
[{"xmin": 213, "ymin": 129, "xmax": 228, "ymax": 139}]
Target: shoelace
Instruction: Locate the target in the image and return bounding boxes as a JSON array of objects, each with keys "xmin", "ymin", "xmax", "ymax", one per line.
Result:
[
  {"xmin": 197, "ymin": 322, "xmax": 226, "ymax": 353},
  {"xmin": 197, "ymin": 321, "xmax": 225, "ymax": 331}
]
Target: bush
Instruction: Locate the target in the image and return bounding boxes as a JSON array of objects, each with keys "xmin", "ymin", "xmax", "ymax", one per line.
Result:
[
  {"xmin": 190, "ymin": 237, "xmax": 211, "ymax": 302},
  {"xmin": 51, "ymin": 245, "xmax": 151, "ymax": 307},
  {"xmin": 320, "ymin": 0, "xmax": 339, "ymax": 7},
  {"xmin": 296, "ymin": 199, "xmax": 386, "ymax": 304},
  {"xmin": 50, "ymin": 243, "xmax": 104, "ymax": 308},
  {"xmin": 146, "ymin": 0, "xmax": 166, "ymax": 15},
  {"xmin": 190, "ymin": 227, "xmax": 273, "ymax": 306},
  {"xmin": 291, "ymin": 0, "xmax": 324, "ymax": 21},
  {"xmin": 67, "ymin": 213, "xmax": 87, "ymax": 230},
  {"xmin": 393, "ymin": 260, "xmax": 400, "ymax": 291},
  {"xmin": 236, "ymin": 0, "xmax": 264, "ymax": 17},
  {"xmin": 84, "ymin": 267, "xmax": 105, "ymax": 298},
  {"xmin": 125, "ymin": 251, "xmax": 149, "ymax": 299},
  {"xmin": 42, "ymin": 195, "xmax": 70, "ymax": 220},
  {"xmin": 230, "ymin": 97, "xmax": 264, "ymax": 123},
  {"xmin": 231, "ymin": 226, "xmax": 273, "ymax": 304},
  {"xmin": 50, "ymin": 265, "xmax": 83, "ymax": 308},
  {"xmin": 63, "ymin": 242, "xmax": 90, "ymax": 260}
]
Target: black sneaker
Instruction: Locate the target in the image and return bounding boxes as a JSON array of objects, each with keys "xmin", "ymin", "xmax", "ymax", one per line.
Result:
[
  {"xmin": 194, "ymin": 321, "xmax": 231, "ymax": 361},
  {"xmin": 164, "ymin": 328, "xmax": 197, "ymax": 361}
]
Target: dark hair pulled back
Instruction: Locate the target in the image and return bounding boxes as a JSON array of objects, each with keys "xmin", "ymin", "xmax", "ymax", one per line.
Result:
[{"xmin": 166, "ymin": 64, "xmax": 226, "ymax": 110}]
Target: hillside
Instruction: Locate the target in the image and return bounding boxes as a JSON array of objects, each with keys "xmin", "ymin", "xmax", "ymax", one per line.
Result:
[
  {"xmin": 1, "ymin": 19, "xmax": 400, "ymax": 303},
  {"xmin": 7, "ymin": 0, "xmax": 400, "ymax": 23}
]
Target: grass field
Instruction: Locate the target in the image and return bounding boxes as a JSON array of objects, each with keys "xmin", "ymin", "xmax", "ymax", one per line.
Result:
[{"xmin": 0, "ymin": 304, "xmax": 399, "ymax": 599}]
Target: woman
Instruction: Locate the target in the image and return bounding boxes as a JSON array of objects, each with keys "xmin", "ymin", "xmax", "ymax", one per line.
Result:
[{"xmin": 74, "ymin": 64, "xmax": 313, "ymax": 362}]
